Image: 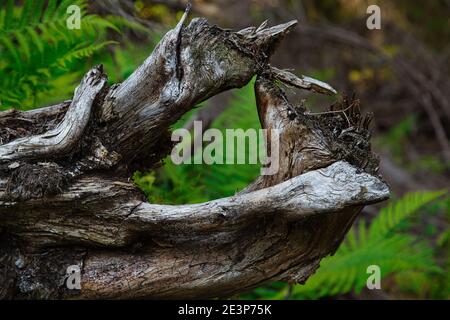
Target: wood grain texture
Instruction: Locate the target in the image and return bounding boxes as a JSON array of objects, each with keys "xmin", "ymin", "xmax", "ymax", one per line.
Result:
[{"xmin": 0, "ymin": 12, "xmax": 389, "ymax": 299}]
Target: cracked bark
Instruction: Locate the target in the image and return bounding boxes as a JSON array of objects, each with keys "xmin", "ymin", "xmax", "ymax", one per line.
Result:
[{"xmin": 0, "ymin": 11, "xmax": 389, "ymax": 299}]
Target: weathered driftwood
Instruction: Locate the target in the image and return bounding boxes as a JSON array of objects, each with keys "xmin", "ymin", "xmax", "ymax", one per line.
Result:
[{"xmin": 0, "ymin": 10, "xmax": 388, "ymax": 299}]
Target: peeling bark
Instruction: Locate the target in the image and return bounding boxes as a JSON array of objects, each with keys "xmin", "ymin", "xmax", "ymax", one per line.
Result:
[{"xmin": 0, "ymin": 11, "xmax": 389, "ymax": 299}]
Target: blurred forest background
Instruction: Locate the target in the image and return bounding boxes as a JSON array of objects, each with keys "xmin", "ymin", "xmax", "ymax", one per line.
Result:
[{"xmin": 0, "ymin": 0, "xmax": 449, "ymax": 299}]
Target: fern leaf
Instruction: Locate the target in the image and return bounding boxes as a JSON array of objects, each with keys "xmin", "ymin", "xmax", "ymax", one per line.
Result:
[
  {"xmin": 369, "ymin": 190, "xmax": 447, "ymax": 240},
  {"xmin": 289, "ymin": 190, "xmax": 445, "ymax": 299},
  {"xmin": 30, "ymin": 0, "xmax": 46, "ymax": 25},
  {"xmin": 0, "ymin": 35, "xmax": 21, "ymax": 68},
  {"xmin": 18, "ymin": 0, "xmax": 34, "ymax": 28},
  {"xmin": 3, "ymin": 0, "xmax": 14, "ymax": 30},
  {"xmin": 43, "ymin": 0, "xmax": 58, "ymax": 21},
  {"xmin": 25, "ymin": 26, "xmax": 44, "ymax": 58},
  {"xmin": 13, "ymin": 30, "xmax": 31, "ymax": 62},
  {"xmin": 55, "ymin": 0, "xmax": 81, "ymax": 18},
  {"xmin": 0, "ymin": 0, "xmax": 127, "ymax": 108}
]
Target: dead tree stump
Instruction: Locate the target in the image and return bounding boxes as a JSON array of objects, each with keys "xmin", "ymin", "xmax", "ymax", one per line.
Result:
[{"xmin": 0, "ymin": 10, "xmax": 388, "ymax": 299}]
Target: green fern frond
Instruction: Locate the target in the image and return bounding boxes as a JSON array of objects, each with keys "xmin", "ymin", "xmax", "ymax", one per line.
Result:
[
  {"xmin": 368, "ymin": 190, "xmax": 447, "ymax": 240},
  {"xmin": 0, "ymin": 0, "xmax": 121, "ymax": 109},
  {"xmin": 198, "ymin": 81, "xmax": 261, "ymax": 198},
  {"xmin": 286, "ymin": 190, "xmax": 447, "ymax": 299},
  {"xmin": 54, "ymin": 41, "xmax": 119, "ymax": 70},
  {"xmin": 249, "ymin": 191, "xmax": 446, "ymax": 300},
  {"xmin": 139, "ymin": 81, "xmax": 262, "ymax": 203},
  {"xmin": 292, "ymin": 235, "xmax": 438, "ymax": 298},
  {"xmin": 104, "ymin": 15, "xmax": 153, "ymax": 35}
]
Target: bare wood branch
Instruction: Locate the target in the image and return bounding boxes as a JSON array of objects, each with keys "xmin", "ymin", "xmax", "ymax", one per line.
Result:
[
  {"xmin": 0, "ymin": 67, "xmax": 107, "ymax": 162},
  {"xmin": 269, "ymin": 66, "xmax": 337, "ymax": 95}
]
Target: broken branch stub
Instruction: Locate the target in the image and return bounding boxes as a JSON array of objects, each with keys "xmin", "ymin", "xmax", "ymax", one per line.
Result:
[{"xmin": 0, "ymin": 12, "xmax": 389, "ymax": 299}]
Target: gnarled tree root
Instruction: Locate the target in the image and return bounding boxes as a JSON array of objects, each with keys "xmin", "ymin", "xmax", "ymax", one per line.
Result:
[{"xmin": 0, "ymin": 10, "xmax": 389, "ymax": 299}]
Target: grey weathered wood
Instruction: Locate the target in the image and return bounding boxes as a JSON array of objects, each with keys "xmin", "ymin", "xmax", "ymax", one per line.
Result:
[
  {"xmin": 0, "ymin": 11, "xmax": 389, "ymax": 299},
  {"xmin": 0, "ymin": 67, "xmax": 106, "ymax": 162},
  {"xmin": 269, "ymin": 66, "xmax": 337, "ymax": 95},
  {"xmin": 0, "ymin": 161, "xmax": 388, "ymax": 246}
]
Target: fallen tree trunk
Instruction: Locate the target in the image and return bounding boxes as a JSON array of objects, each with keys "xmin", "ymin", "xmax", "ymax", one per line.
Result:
[{"xmin": 0, "ymin": 9, "xmax": 389, "ymax": 299}]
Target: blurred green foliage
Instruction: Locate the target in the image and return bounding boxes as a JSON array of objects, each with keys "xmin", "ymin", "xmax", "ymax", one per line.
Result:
[
  {"xmin": 377, "ymin": 115, "xmax": 415, "ymax": 162},
  {"xmin": 376, "ymin": 116, "xmax": 450, "ymax": 174}
]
